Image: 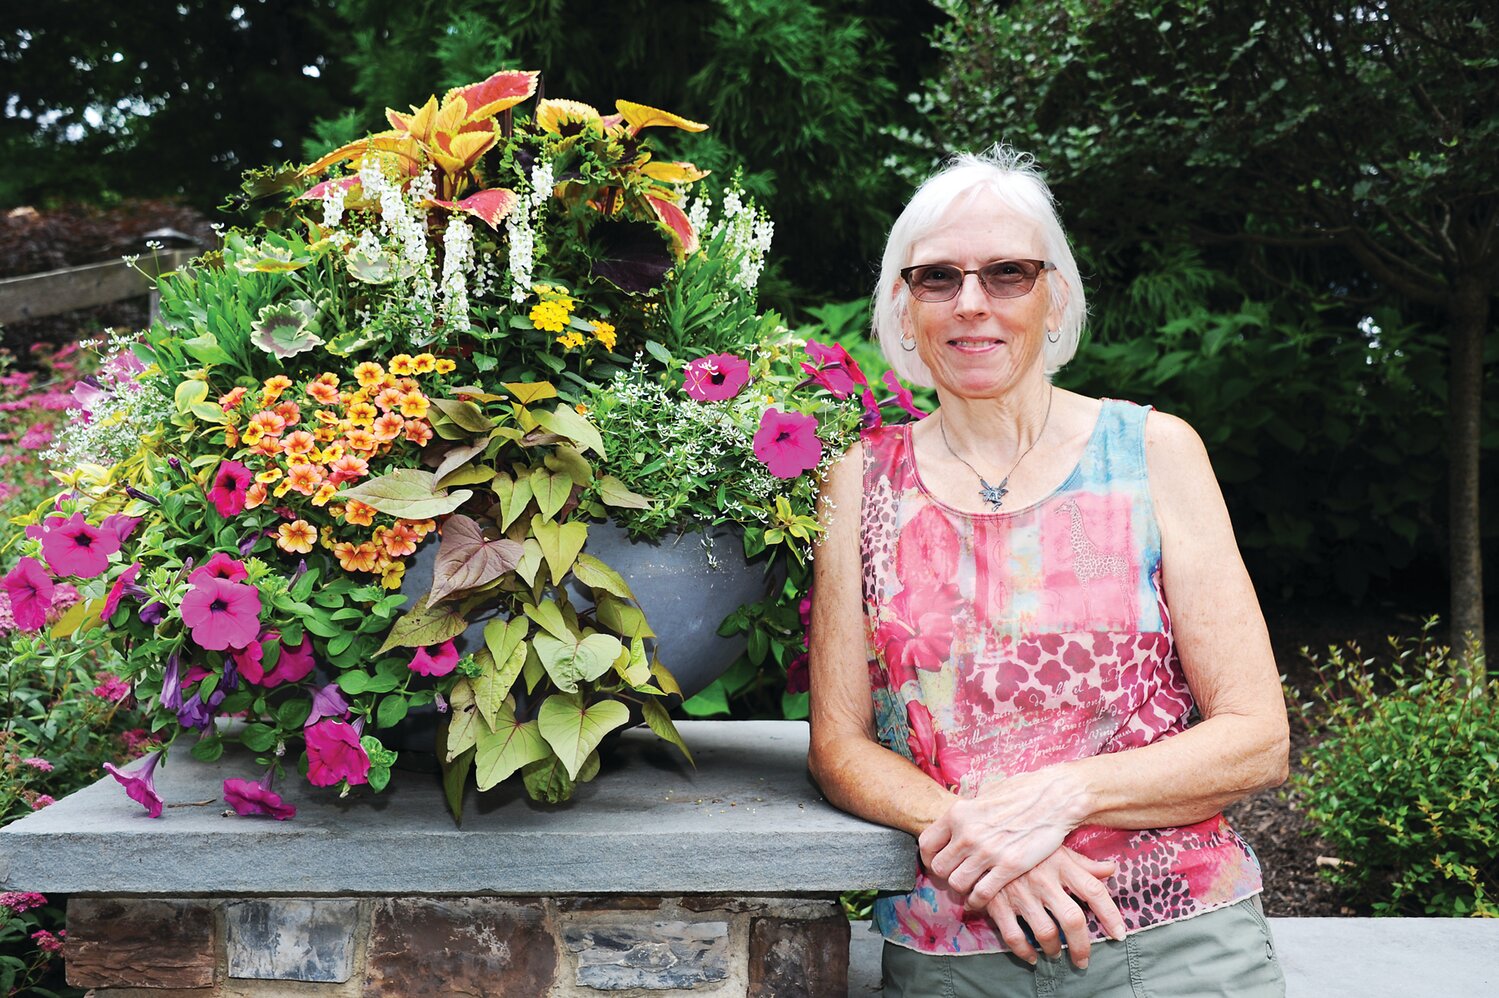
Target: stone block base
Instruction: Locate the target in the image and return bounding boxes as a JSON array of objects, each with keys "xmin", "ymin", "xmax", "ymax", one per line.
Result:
[{"xmin": 67, "ymin": 895, "xmax": 849, "ymax": 997}]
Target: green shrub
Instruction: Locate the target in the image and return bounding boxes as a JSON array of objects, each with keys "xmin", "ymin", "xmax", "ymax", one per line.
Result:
[{"xmin": 1290, "ymin": 622, "xmax": 1499, "ymax": 916}]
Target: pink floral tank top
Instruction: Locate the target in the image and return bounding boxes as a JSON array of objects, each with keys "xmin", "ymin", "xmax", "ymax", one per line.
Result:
[{"xmin": 862, "ymin": 399, "xmax": 1263, "ymax": 955}]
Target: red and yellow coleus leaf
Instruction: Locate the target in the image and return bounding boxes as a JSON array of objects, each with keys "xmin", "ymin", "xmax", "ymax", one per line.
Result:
[
  {"xmin": 296, "ymin": 176, "xmax": 362, "ymax": 202},
  {"xmin": 430, "ymin": 130, "xmax": 497, "ymax": 176},
  {"xmin": 303, "ymin": 132, "xmax": 423, "ymax": 177},
  {"xmin": 427, "ymin": 188, "xmax": 519, "ymax": 230},
  {"xmin": 647, "ymin": 195, "xmax": 698, "ymax": 256},
  {"xmin": 386, "ymin": 94, "xmax": 440, "ymax": 145},
  {"xmin": 536, "ymin": 99, "xmax": 603, "ymax": 136},
  {"xmin": 615, "ymin": 100, "xmax": 708, "ymax": 135},
  {"xmin": 639, "ymin": 160, "xmax": 710, "ymax": 184},
  {"xmin": 444, "ymin": 69, "xmax": 539, "ymax": 121}
]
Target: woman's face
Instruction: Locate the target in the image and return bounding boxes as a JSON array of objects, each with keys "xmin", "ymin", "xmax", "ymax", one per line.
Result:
[{"xmin": 902, "ymin": 194, "xmax": 1061, "ymax": 400}]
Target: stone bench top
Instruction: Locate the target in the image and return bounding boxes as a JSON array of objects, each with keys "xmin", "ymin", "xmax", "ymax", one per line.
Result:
[{"xmin": 0, "ymin": 720, "xmax": 917, "ymax": 896}]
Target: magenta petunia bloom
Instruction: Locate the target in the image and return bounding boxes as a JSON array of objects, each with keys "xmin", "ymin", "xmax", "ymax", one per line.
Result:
[
  {"xmin": 207, "ymin": 460, "xmax": 254, "ymax": 518},
  {"xmin": 223, "ymin": 777, "xmax": 297, "ymax": 821},
  {"xmin": 307, "ymin": 683, "xmax": 350, "ymax": 725},
  {"xmin": 407, "ymin": 639, "xmax": 460, "ymax": 677},
  {"xmin": 102, "ymin": 562, "xmax": 143, "ymax": 620},
  {"xmin": 188, "ymin": 552, "xmax": 248, "ymax": 585},
  {"xmin": 239, "ymin": 632, "xmax": 316, "ymax": 687},
  {"xmin": 303, "ymin": 719, "xmax": 371, "ymax": 788},
  {"xmin": 180, "ymin": 577, "xmax": 262, "ymax": 651},
  {"xmin": 882, "ymin": 370, "xmax": 926, "ymax": 420},
  {"xmin": 683, "ymin": 353, "xmax": 751, "ymax": 402},
  {"xmin": 752, "ymin": 407, "xmax": 823, "ymax": 479},
  {"xmin": 103, "ymin": 752, "xmax": 164, "ymax": 818},
  {"xmin": 2, "ymin": 557, "xmax": 54, "ymax": 632},
  {"xmin": 805, "ymin": 339, "xmax": 867, "ymax": 384},
  {"xmin": 39, "ymin": 512, "xmax": 120, "ymax": 580},
  {"xmin": 100, "ymin": 513, "xmax": 142, "ymax": 545}
]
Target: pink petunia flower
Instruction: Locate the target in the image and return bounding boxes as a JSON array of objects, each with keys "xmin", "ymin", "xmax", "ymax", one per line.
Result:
[
  {"xmin": 180, "ymin": 577, "xmax": 263, "ymax": 651},
  {"xmin": 223, "ymin": 776, "xmax": 297, "ymax": 821},
  {"xmin": 102, "ymin": 562, "xmax": 143, "ymax": 620},
  {"xmin": 752, "ymin": 407, "xmax": 823, "ymax": 479},
  {"xmin": 683, "ymin": 353, "xmax": 751, "ymax": 402},
  {"xmin": 103, "ymin": 752, "xmax": 164, "ymax": 818},
  {"xmin": 303, "ymin": 719, "xmax": 371, "ymax": 788},
  {"xmin": 407, "ymin": 639, "xmax": 460, "ymax": 677},
  {"xmin": 882, "ymin": 370, "xmax": 926, "ymax": 420},
  {"xmin": 100, "ymin": 513, "xmax": 142, "ymax": 545},
  {"xmin": 207, "ymin": 460, "xmax": 254, "ymax": 518},
  {"xmin": 307, "ymin": 683, "xmax": 350, "ymax": 725},
  {"xmin": 2, "ymin": 557, "xmax": 54, "ymax": 632},
  {"xmin": 805, "ymin": 340, "xmax": 868, "ymax": 385},
  {"xmin": 39, "ymin": 512, "xmax": 120, "ymax": 579},
  {"xmin": 92, "ymin": 673, "xmax": 131, "ymax": 702},
  {"xmin": 188, "ymin": 552, "xmax": 248, "ymax": 585},
  {"xmin": 237, "ymin": 632, "xmax": 316, "ymax": 687}
]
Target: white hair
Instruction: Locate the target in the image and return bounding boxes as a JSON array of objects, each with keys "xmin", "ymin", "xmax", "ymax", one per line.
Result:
[{"xmin": 872, "ymin": 146, "xmax": 1086, "ymax": 384}]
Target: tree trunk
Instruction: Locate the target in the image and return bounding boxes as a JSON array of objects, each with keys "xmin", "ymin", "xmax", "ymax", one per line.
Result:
[{"xmin": 1447, "ymin": 276, "xmax": 1488, "ymax": 681}]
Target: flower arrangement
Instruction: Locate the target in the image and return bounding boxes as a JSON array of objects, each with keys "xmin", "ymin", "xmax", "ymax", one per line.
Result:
[{"xmin": 3, "ymin": 69, "xmax": 920, "ymax": 819}]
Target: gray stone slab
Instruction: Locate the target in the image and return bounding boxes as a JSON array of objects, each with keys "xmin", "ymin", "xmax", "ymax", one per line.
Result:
[
  {"xmin": 225, "ymin": 898, "xmax": 358, "ymax": 982},
  {"xmin": 0, "ymin": 721, "xmax": 914, "ymax": 895},
  {"xmin": 564, "ymin": 919, "xmax": 730, "ymax": 990},
  {"xmin": 847, "ymin": 918, "xmax": 1499, "ymax": 997}
]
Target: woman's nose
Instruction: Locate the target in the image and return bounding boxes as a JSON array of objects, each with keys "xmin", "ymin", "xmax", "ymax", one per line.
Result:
[{"xmin": 951, "ymin": 271, "xmax": 991, "ymax": 317}]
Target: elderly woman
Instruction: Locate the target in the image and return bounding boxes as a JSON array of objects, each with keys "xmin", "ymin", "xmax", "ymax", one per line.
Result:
[{"xmin": 808, "ymin": 147, "xmax": 1289, "ymax": 997}]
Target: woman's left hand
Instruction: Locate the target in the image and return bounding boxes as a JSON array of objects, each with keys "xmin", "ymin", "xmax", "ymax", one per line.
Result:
[{"xmin": 917, "ymin": 768, "xmax": 1087, "ymax": 899}]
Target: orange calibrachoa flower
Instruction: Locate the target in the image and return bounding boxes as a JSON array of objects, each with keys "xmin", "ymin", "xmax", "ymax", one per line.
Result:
[
  {"xmin": 344, "ymin": 500, "xmax": 377, "ymax": 527},
  {"xmin": 308, "ymin": 380, "xmax": 340, "ymax": 405},
  {"xmin": 247, "ymin": 411, "xmax": 287, "ymax": 437},
  {"xmin": 276, "ymin": 520, "xmax": 317, "ymax": 554},
  {"xmin": 374, "ymin": 386, "xmax": 405, "ymax": 411},
  {"xmin": 406, "ymin": 518, "xmax": 438, "ymax": 540},
  {"xmin": 353, "ymin": 362, "xmax": 385, "ymax": 388},
  {"xmin": 286, "ymin": 463, "xmax": 324, "ymax": 495},
  {"xmin": 274, "ymin": 400, "xmax": 302, "ymax": 426},
  {"xmin": 224, "ymin": 424, "xmax": 241, "ymax": 448},
  {"xmin": 389, "ymin": 354, "xmax": 416, "ymax": 376},
  {"xmin": 347, "ymin": 401, "xmax": 378, "ymax": 427},
  {"xmin": 245, "ymin": 482, "xmax": 269, "ymax": 509},
  {"xmin": 345, "ymin": 428, "xmax": 378, "ymax": 452},
  {"xmin": 314, "ymin": 426, "xmax": 338, "ymax": 444},
  {"xmin": 404, "ymin": 420, "xmax": 434, "ymax": 445},
  {"xmin": 398, "ymin": 392, "xmax": 430, "ymax": 419},
  {"xmin": 252, "ymin": 435, "xmax": 283, "ymax": 458},
  {"xmin": 380, "ymin": 521, "xmax": 422, "ymax": 558},
  {"xmin": 333, "ymin": 541, "xmax": 381, "ymax": 573},
  {"xmin": 282, "ymin": 430, "xmax": 317, "ymax": 457},
  {"xmin": 372, "ymin": 412, "xmax": 405, "ymax": 442},
  {"xmin": 412, "ymin": 352, "xmax": 437, "ymax": 374},
  {"xmin": 327, "ymin": 454, "xmax": 369, "ymax": 485},
  {"xmin": 261, "ymin": 375, "xmax": 294, "ymax": 405},
  {"xmin": 219, "ymin": 386, "xmax": 248, "ymax": 411}
]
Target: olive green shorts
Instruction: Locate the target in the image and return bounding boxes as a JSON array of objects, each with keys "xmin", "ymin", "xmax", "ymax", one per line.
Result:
[{"xmin": 882, "ymin": 896, "xmax": 1286, "ymax": 998}]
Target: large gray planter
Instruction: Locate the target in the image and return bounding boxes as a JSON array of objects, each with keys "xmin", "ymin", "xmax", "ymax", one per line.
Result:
[{"xmin": 389, "ymin": 520, "xmax": 776, "ymax": 755}]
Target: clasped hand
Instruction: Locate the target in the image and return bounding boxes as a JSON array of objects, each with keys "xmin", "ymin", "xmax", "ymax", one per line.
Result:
[{"xmin": 917, "ymin": 774, "xmax": 1126, "ymax": 968}]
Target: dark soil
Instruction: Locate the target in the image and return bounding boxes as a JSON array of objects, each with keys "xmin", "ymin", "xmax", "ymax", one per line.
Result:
[{"xmin": 1224, "ymin": 599, "xmax": 1442, "ymax": 917}]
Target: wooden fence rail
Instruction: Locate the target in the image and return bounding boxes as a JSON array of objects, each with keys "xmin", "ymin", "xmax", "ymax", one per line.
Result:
[{"xmin": 0, "ymin": 249, "xmax": 198, "ymax": 326}]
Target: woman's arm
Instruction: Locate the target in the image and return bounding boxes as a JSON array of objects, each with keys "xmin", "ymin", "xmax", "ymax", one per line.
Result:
[
  {"xmin": 924, "ymin": 411, "xmax": 1290, "ymax": 903},
  {"xmin": 806, "ymin": 441, "xmax": 954, "ymax": 835}
]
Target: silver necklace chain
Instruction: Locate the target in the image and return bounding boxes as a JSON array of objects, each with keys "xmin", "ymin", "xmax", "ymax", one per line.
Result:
[{"xmin": 937, "ymin": 386, "xmax": 1054, "ymax": 511}]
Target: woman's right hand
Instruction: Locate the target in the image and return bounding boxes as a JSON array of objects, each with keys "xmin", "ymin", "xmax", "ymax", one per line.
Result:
[{"xmin": 976, "ymin": 846, "xmax": 1125, "ymax": 969}]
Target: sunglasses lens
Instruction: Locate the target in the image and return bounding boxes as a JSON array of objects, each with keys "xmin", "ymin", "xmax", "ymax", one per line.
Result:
[{"xmin": 909, "ymin": 265, "xmax": 962, "ymax": 301}]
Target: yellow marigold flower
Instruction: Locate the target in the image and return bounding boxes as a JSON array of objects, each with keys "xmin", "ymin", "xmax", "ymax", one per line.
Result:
[
  {"xmin": 591, "ymin": 320, "xmax": 618, "ymax": 352},
  {"xmin": 380, "ymin": 561, "xmax": 407, "ymax": 590},
  {"xmin": 435, "ymin": 358, "xmax": 457, "ymax": 374},
  {"xmin": 276, "ymin": 520, "xmax": 317, "ymax": 555},
  {"xmin": 397, "ymin": 393, "xmax": 429, "ymax": 420},
  {"xmin": 347, "ymin": 401, "xmax": 378, "ymax": 427},
  {"xmin": 312, "ymin": 483, "xmax": 339, "ymax": 507},
  {"xmin": 344, "ymin": 499, "xmax": 377, "ymax": 527},
  {"xmin": 353, "ymin": 362, "xmax": 385, "ymax": 388},
  {"xmin": 412, "ymin": 353, "xmax": 437, "ymax": 374},
  {"xmin": 389, "ymin": 354, "xmax": 416, "ymax": 376},
  {"xmin": 256, "ymin": 468, "xmax": 283, "ymax": 484}
]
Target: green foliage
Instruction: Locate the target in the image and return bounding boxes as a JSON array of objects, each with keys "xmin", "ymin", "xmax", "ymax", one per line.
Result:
[{"xmin": 1290, "ymin": 621, "xmax": 1499, "ymax": 916}]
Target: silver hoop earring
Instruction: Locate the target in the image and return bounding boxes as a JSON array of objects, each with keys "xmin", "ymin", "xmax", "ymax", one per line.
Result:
[
  {"xmin": 900, "ymin": 335, "xmax": 917, "ymax": 352},
  {"xmin": 1045, "ymin": 329, "xmax": 1061, "ymax": 344}
]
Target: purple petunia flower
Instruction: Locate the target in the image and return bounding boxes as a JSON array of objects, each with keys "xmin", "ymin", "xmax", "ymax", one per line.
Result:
[
  {"xmin": 179, "ymin": 577, "xmax": 262, "ymax": 651},
  {"xmin": 103, "ymin": 752, "xmax": 164, "ymax": 818},
  {"xmin": 306, "ymin": 683, "xmax": 350, "ymax": 725},
  {"xmin": 40, "ymin": 512, "xmax": 121, "ymax": 580},
  {"xmin": 223, "ymin": 775, "xmax": 296, "ymax": 821}
]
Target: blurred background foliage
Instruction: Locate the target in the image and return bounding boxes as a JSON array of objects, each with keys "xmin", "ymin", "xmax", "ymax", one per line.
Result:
[{"xmin": 2, "ymin": 0, "xmax": 1495, "ymax": 624}]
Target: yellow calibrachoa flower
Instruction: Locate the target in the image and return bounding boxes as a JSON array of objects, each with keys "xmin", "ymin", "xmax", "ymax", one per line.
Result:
[
  {"xmin": 412, "ymin": 353, "xmax": 436, "ymax": 374},
  {"xmin": 256, "ymin": 468, "xmax": 283, "ymax": 484},
  {"xmin": 435, "ymin": 358, "xmax": 457, "ymax": 374},
  {"xmin": 380, "ymin": 561, "xmax": 407, "ymax": 590},
  {"xmin": 276, "ymin": 520, "xmax": 317, "ymax": 555},
  {"xmin": 261, "ymin": 374, "xmax": 293, "ymax": 405},
  {"xmin": 347, "ymin": 401, "xmax": 378, "ymax": 427},
  {"xmin": 353, "ymin": 362, "xmax": 385, "ymax": 388},
  {"xmin": 312, "ymin": 483, "xmax": 339, "ymax": 507},
  {"xmin": 389, "ymin": 354, "xmax": 416, "ymax": 376}
]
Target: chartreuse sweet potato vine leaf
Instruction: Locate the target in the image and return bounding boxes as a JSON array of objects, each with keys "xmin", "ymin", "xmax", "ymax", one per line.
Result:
[
  {"xmin": 427, "ymin": 514, "xmax": 525, "ymax": 604},
  {"xmin": 533, "ymin": 403, "xmax": 606, "ymax": 457},
  {"xmin": 444, "ymin": 679, "xmax": 482, "ymax": 762},
  {"xmin": 376, "ymin": 595, "xmax": 468, "ymax": 653},
  {"xmin": 572, "ymin": 553, "xmax": 635, "ymax": 599},
  {"xmin": 473, "ymin": 643, "xmax": 529, "ymax": 727},
  {"xmin": 474, "ymin": 700, "xmax": 549, "ymax": 791},
  {"xmin": 641, "ymin": 698, "xmax": 693, "ymax": 766},
  {"xmin": 494, "ymin": 473, "xmax": 535, "ymax": 531},
  {"xmin": 504, "ymin": 381, "xmax": 558, "ymax": 404},
  {"xmin": 530, "ymin": 468, "xmax": 572, "ymax": 520},
  {"xmin": 538, "ymin": 693, "xmax": 630, "ymax": 781},
  {"xmin": 339, "ymin": 469, "xmax": 472, "ymax": 520},
  {"xmin": 531, "ymin": 515, "xmax": 588, "ymax": 586},
  {"xmin": 533, "ymin": 631, "xmax": 624, "ymax": 694},
  {"xmin": 523, "ymin": 600, "xmax": 572, "ymax": 642}
]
